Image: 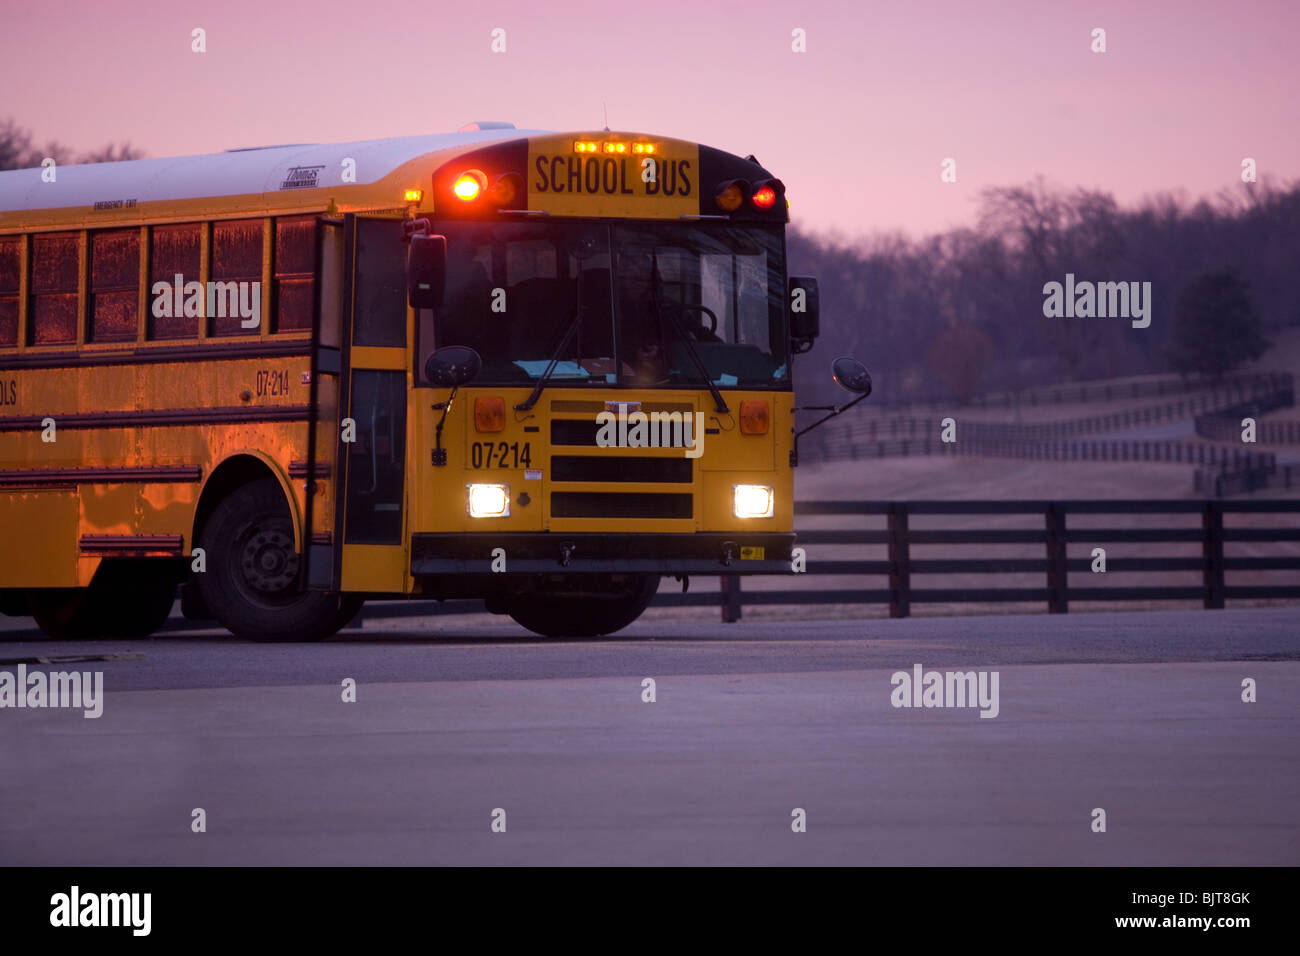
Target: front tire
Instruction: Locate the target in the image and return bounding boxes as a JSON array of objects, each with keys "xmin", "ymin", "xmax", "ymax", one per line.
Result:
[
  {"xmin": 197, "ymin": 477, "xmax": 362, "ymax": 642},
  {"xmin": 507, "ymin": 573, "xmax": 660, "ymax": 637}
]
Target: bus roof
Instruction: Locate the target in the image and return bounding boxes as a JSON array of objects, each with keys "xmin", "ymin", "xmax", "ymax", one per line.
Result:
[
  {"xmin": 1, "ymin": 127, "xmax": 789, "ymax": 228},
  {"xmin": 0, "ymin": 127, "xmax": 546, "ymax": 217}
]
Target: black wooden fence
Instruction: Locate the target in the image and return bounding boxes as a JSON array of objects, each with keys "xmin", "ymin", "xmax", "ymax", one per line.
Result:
[
  {"xmin": 709, "ymin": 499, "xmax": 1300, "ymax": 620},
  {"xmin": 358, "ymin": 499, "xmax": 1300, "ymax": 624}
]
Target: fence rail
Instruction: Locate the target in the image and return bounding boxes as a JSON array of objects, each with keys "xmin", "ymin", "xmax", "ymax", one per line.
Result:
[
  {"xmin": 1194, "ymin": 463, "xmax": 1300, "ymax": 497},
  {"xmin": 869, "ymin": 371, "xmax": 1290, "ymax": 412},
  {"xmin": 1195, "ymin": 390, "xmax": 1300, "ymax": 443},
  {"xmin": 831, "ymin": 374, "xmax": 1291, "ymax": 444},
  {"xmin": 802, "ymin": 434, "xmax": 1277, "ymax": 470},
  {"xmin": 802, "ymin": 374, "xmax": 1294, "ymax": 466},
  {"xmin": 357, "ymin": 499, "xmax": 1300, "ymax": 624}
]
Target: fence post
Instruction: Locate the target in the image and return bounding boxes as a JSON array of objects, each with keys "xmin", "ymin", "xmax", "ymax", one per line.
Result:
[
  {"xmin": 888, "ymin": 503, "xmax": 911, "ymax": 618},
  {"xmin": 1045, "ymin": 503, "xmax": 1068, "ymax": 613},
  {"xmin": 720, "ymin": 575, "xmax": 743, "ymax": 622},
  {"xmin": 1202, "ymin": 501, "xmax": 1225, "ymax": 610}
]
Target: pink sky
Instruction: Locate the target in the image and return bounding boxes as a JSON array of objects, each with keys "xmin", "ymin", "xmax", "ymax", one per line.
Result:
[{"xmin": 3, "ymin": 0, "xmax": 1297, "ymax": 238}]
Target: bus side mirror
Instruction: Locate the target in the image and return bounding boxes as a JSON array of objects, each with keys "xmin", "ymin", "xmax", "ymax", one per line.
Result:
[
  {"xmin": 424, "ymin": 345, "xmax": 482, "ymax": 388},
  {"xmin": 831, "ymin": 356, "xmax": 872, "ymax": 396},
  {"xmin": 788, "ymin": 276, "xmax": 819, "ymax": 354},
  {"xmin": 408, "ymin": 234, "xmax": 447, "ymax": 309}
]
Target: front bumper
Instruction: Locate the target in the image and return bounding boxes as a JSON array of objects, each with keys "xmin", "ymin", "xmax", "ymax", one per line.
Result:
[{"xmin": 410, "ymin": 532, "xmax": 796, "ymax": 575}]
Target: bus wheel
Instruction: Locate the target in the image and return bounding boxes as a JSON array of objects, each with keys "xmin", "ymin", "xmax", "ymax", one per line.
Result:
[
  {"xmin": 96, "ymin": 563, "xmax": 179, "ymax": 638},
  {"xmin": 28, "ymin": 563, "xmax": 178, "ymax": 639},
  {"xmin": 197, "ymin": 477, "xmax": 362, "ymax": 642},
  {"xmin": 507, "ymin": 574, "xmax": 660, "ymax": 638},
  {"xmin": 29, "ymin": 589, "xmax": 100, "ymax": 639}
]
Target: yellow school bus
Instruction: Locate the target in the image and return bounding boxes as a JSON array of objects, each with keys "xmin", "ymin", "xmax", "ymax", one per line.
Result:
[{"xmin": 0, "ymin": 123, "xmax": 868, "ymax": 641}]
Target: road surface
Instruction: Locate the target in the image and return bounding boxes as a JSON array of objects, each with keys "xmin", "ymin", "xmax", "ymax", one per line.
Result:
[{"xmin": 1, "ymin": 606, "xmax": 1296, "ymax": 865}]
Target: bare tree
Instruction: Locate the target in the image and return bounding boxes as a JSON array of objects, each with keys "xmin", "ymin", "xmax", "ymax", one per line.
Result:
[{"xmin": 0, "ymin": 118, "xmax": 144, "ymax": 170}]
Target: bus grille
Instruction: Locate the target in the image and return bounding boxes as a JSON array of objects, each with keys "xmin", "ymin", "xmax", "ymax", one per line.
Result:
[
  {"xmin": 550, "ymin": 455, "xmax": 692, "ymax": 483},
  {"xmin": 550, "ymin": 414, "xmax": 696, "ymax": 518},
  {"xmin": 551, "ymin": 492, "xmax": 692, "ymax": 519}
]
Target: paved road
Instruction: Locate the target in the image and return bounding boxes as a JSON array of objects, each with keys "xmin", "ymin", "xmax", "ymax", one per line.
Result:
[{"xmin": 1, "ymin": 607, "xmax": 1297, "ymax": 865}]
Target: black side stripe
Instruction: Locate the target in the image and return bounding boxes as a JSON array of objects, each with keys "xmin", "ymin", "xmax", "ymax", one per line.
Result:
[
  {"xmin": 0, "ymin": 340, "xmax": 310, "ymax": 371},
  {"xmin": 0, "ymin": 404, "xmax": 310, "ymax": 431},
  {"xmin": 0, "ymin": 465, "xmax": 202, "ymax": 487},
  {"xmin": 80, "ymin": 534, "xmax": 185, "ymax": 555}
]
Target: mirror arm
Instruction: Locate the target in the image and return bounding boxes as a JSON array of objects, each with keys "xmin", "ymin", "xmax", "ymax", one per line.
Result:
[
  {"xmin": 790, "ymin": 391, "xmax": 870, "ymax": 467},
  {"xmin": 430, "ymin": 386, "xmax": 459, "ymax": 467},
  {"xmin": 793, "ymin": 391, "xmax": 870, "ymax": 440}
]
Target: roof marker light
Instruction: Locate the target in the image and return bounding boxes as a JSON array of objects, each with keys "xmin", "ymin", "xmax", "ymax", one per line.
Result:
[
  {"xmin": 490, "ymin": 173, "xmax": 522, "ymax": 206},
  {"xmin": 751, "ymin": 183, "xmax": 777, "ymax": 210},
  {"xmin": 715, "ymin": 179, "xmax": 748, "ymax": 213},
  {"xmin": 452, "ymin": 170, "xmax": 487, "ymax": 201}
]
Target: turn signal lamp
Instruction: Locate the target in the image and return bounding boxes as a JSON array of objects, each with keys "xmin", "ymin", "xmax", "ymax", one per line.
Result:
[
  {"xmin": 739, "ymin": 400, "xmax": 770, "ymax": 434},
  {"xmin": 474, "ymin": 396, "xmax": 506, "ymax": 432}
]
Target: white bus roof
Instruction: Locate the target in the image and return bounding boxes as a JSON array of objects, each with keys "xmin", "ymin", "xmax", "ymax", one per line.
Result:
[{"xmin": 0, "ymin": 127, "xmax": 547, "ymax": 214}]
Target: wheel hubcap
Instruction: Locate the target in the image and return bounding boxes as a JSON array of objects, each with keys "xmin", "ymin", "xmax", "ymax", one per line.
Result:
[{"xmin": 240, "ymin": 525, "xmax": 299, "ymax": 594}]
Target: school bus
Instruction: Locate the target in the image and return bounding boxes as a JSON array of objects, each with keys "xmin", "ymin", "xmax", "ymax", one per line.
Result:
[{"xmin": 0, "ymin": 123, "xmax": 869, "ymax": 641}]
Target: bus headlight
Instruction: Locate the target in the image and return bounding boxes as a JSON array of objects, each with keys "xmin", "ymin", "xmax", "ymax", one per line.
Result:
[
  {"xmin": 467, "ymin": 483, "xmax": 510, "ymax": 517},
  {"xmin": 733, "ymin": 484, "xmax": 774, "ymax": 518}
]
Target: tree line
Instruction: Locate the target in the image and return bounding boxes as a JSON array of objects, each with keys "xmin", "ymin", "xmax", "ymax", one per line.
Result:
[
  {"xmin": 788, "ymin": 177, "xmax": 1294, "ymax": 407},
  {"xmin": 2, "ymin": 117, "xmax": 1290, "ymax": 406},
  {"xmin": 0, "ymin": 118, "xmax": 143, "ymax": 171}
]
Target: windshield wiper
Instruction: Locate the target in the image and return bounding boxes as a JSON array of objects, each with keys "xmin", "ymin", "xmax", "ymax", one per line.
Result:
[
  {"xmin": 514, "ymin": 273, "xmax": 585, "ymax": 412},
  {"xmin": 651, "ymin": 256, "xmax": 730, "ymax": 414}
]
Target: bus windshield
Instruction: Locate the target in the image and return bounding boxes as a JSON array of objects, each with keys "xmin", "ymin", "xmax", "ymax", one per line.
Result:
[{"xmin": 425, "ymin": 220, "xmax": 789, "ymax": 389}]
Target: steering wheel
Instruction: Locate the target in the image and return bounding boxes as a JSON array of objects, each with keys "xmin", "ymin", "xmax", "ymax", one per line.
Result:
[{"xmin": 671, "ymin": 302, "xmax": 720, "ymax": 341}]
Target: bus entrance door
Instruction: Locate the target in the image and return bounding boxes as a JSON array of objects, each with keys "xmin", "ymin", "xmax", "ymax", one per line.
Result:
[{"xmin": 336, "ymin": 216, "xmax": 410, "ymax": 594}]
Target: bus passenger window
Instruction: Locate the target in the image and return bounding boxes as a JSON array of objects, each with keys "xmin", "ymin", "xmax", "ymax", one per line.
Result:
[
  {"xmin": 28, "ymin": 233, "xmax": 78, "ymax": 346},
  {"xmin": 210, "ymin": 219, "xmax": 264, "ymax": 336},
  {"xmin": 274, "ymin": 216, "xmax": 316, "ymax": 332},
  {"xmin": 148, "ymin": 224, "xmax": 201, "ymax": 339},
  {"xmin": 89, "ymin": 229, "xmax": 140, "ymax": 342},
  {"xmin": 0, "ymin": 238, "xmax": 19, "ymax": 347}
]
